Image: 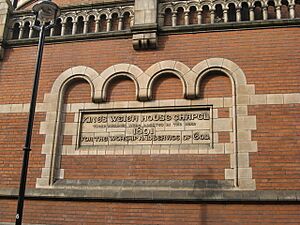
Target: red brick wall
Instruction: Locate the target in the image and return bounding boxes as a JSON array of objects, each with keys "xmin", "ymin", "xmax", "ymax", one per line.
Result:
[
  {"xmin": 1, "ymin": 28, "xmax": 299, "ymax": 105},
  {"xmin": 152, "ymin": 73, "xmax": 183, "ymax": 100},
  {"xmin": 1, "ymin": 27, "xmax": 300, "ymax": 223},
  {"xmin": 0, "ymin": 113, "xmax": 45, "ymax": 189},
  {"xmin": 1, "ymin": 199, "xmax": 300, "ymax": 224},
  {"xmin": 61, "ymin": 154, "xmax": 228, "ymax": 180},
  {"xmin": 0, "ymin": 28, "xmax": 299, "ymax": 188},
  {"xmin": 106, "ymin": 76, "xmax": 136, "ymax": 101},
  {"xmin": 250, "ymin": 104, "xmax": 300, "ymax": 190}
]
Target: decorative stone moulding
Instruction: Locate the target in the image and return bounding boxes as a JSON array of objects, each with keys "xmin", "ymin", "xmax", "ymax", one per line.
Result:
[
  {"xmin": 8, "ymin": 4, "xmax": 134, "ymax": 40},
  {"xmin": 37, "ymin": 58, "xmax": 258, "ymax": 191},
  {"xmin": 131, "ymin": 0, "xmax": 158, "ymax": 50},
  {"xmin": 159, "ymin": 0, "xmax": 298, "ymax": 26},
  {"xmin": 132, "ymin": 31, "xmax": 157, "ymax": 50}
]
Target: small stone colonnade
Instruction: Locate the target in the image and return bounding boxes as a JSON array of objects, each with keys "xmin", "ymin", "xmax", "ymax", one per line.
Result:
[
  {"xmin": 9, "ymin": 0, "xmax": 300, "ymax": 40},
  {"xmin": 160, "ymin": 0, "xmax": 300, "ymax": 26},
  {"xmin": 10, "ymin": 6, "xmax": 134, "ymax": 40}
]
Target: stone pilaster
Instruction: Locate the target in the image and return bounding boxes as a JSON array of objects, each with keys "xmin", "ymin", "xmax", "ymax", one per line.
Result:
[
  {"xmin": 0, "ymin": 0, "xmax": 12, "ymax": 59},
  {"xmin": 132, "ymin": 0, "xmax": 158, "ymax": 50}
]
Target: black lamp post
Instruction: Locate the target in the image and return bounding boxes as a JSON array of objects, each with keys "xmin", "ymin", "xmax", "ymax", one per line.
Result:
[{"xmin": 15, "ymin": 1, "xmax": 60, "ymax": 224}]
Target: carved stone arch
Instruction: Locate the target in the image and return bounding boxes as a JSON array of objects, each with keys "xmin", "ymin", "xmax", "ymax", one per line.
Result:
[
  {"xmin": 9, "ymin": 18, "xmax": 20, "ymax": 28},
  {"xmin": 192, "ymin": 58, "xmax": 256, "ymax": 189},
  {"xmin": 144, "ymin": 61, "xmax": 190, "ymax": 101},
  {"xmin": 94, "ymin": 64, "xmax": 143, "ymax": 102},
  {"xmin": 174, "ymin": 2, "xmax": 188, "ymax": 11},
  {"xmin": 102, "ymin": 73, "xmax": 139, "ymax": 102},
  {"xmin": 86, "ymin": 12, "xmax": 98, "ymax": 20},
  {"xmin": 12, "ymin": 19, "xmax": 23, "ymax": 28},
  {"xmin": 192, "ymin": 58, "xmax": 247, "ymax": 97},
  {"xmin": 187, "ymin": 2, "xmax": 201, "ymax": 11},
  {"xmin": 238, "ymin": 1, "xmax": 249, "ymax": 8},
  {"xmin": 120, "ymin": 7, "xmax": 134, "ymax": 17},
  {"xmin": 160, "ymin": 3, "xmax": 174, "ymax": 13},
  {"xmin": 212, "ymin": 1, "xmax": 225, "ymax": 10},
  {"xmin": 110, "ymin": 8, "xmax": 121, "ymax": 17},
  {"xmin": 225, "ymin": 1, "xmax": 239, "ymax": 8},
  {"xmin": 75, "ymin": 12, "xmax": 88, "ymax": 22},
  {"xmin": 200, "ymin": 2, "xmax": 213, "ymax": 10},
  {"xmin": 251, "ymin": 0, "xmax": 263, "ymax": 7},
  {"xmin": 98, "ymin": 9, "xmax": 110, "ymax": 19},
  {"xmin": 50, "ymin": 66, "xmax": 98, "ymax": 96},
  {"xmin": 62, "ymin": 15, "xmax": 75, "ymax": 23},
  {"xmin": 36, "ymin": 66, "xmax": 98, "ymax": 187},
  {"xmin": 21, "ymin": 16, "xmax": 35, "ymax": 26}
]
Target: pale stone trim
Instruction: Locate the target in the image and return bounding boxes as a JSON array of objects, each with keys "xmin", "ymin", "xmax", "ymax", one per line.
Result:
[
  {"xmin": 94, "ymin": 63, "xmax": 143, "ymax": 102},
  {"xmin": 144, "ymin": 60, "xmax": 190, "ymax": 100},
  {"xmin": 20, "ymin": 60, "xmax": 294, "ymax": 190}
]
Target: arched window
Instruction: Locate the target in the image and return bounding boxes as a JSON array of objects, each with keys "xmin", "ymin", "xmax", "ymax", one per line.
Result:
[
  {"xmin": 76, "ymin": 16, "xmax": 84, "ymax": 34},
  {"xmin": 241, "ymin": 2, "xmax": 250, "ymax": 21},
  {"xmin": 65, "ymin": 17, "xmax": 73, "ymax": 35},
  {"xmin": 215, "ymin": 4, "xmax": 224, "ymax": 23},
  {"xmin": 228, "ymin": 3, "xmax": 237, "ymax": 22},
  {"xmin": 164, "ymin": 8, "xmax": 172, "ymax": 26},
  {"xmin": 281, "ymin": 0, "xmax": 289, "ymax": 19},
  {"xmin": 176, "ymin": 7, "xmax": 185, "ymax": 25},
  {"xmin": 87, "ymin": 15, "xmax": 96, "ymax": 33},
  {"xmin": 202, "ymin": 5, "xmax": 211, "ymax": 24},
  {"xmin": 111, "ymin": 13, "xmax": 119, "ymax": 31},
  {"xmin": 53, "ymin": 18, "xmax": 62, "ymax": 36},
  {"xmin": 267, "ymin": 1, "xmax": 276, "ymax": 19},
  {"xmin": 296, "ymin": 0, "xmax": 300, "ymax": 18},
  {"xmin": 189, "ymin": 6, "xmax": 198, "ymax": 24},
  {"xmin": 254, "ymin": 1, "xmax": 263, "ymax": 20},
  {"xmin": 122, "ymin": 12, "xmax": 131, "ymax": 30},
  {"xmin": 22, "ymin": 21, "xmax": 30, "ymax": 39},
  {"xmin": 12, "ymin": 23, "xmax": 20, "ymax": 39},
  {"xmin": 100, "ymin": 14, "xmax": 107, "ymax": 32}
]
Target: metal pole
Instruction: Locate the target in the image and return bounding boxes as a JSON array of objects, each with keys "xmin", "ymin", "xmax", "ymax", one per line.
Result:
[
  {"xmin": 15, "ymin": 24, "xmax": 46, "ymax": 225},
  {"xmin": 13, "ymin": 0, "xmax": 18, "ymax": 9}
]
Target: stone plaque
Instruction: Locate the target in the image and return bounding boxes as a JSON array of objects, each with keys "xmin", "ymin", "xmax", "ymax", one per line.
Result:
[{"xmin": 78, "ymin": 106, "xmax": 212, "ymax": 148}]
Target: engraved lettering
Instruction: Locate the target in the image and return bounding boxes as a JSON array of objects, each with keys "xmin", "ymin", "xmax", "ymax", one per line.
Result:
[{"xmin": 79, "ymin": 108, "xmax": 212, "ymax": 147}]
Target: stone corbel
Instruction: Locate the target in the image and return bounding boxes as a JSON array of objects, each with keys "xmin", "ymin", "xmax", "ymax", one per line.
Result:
[
  {"xmin": 132, "ymin": 24, "xmax": 157, "ymax": 50},
  {"xmin": 132, "ymin": 0, "xmax": 158, "ymax": 50}
]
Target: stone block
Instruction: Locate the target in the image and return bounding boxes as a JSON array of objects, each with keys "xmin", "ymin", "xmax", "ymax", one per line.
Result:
[
  {"xmin": 236, "ymin": 95, "xmax": 249, "ymax": 105},
  {"xmin": 224, "ymin": 97, "xmax": 233, "ymax": 107},
  {"xmin": 237, "ymin": 116, "xmax": 256, "ymax": 130},
  {"xmin": 208, "ymin": 98, "xmax": 223, "ymax": 108},
  {"xmin": 238, "ymin": 141, "xmax": 257, "ymax": 152},
  {"xmin": 283, "ymin": 93, "xmax": 300, "ymax": 104},
  {"xmin": 225, "ymin": 168, "xmax": 235, "ymax": 179},
  {"xmin": 267, "ymin": 94, "xmax": 284, "ymax": 104},
  {"xmin": 238, "ymin": 168, "xmax": 252, "ymax": 178},
  {"xmin": 236, "ymin": 105, "xmax": 248, "ymax": 116},
  {"xmin": 238, "ymin": 153, "xmax": 250, "ymax": 168},
  {"xmin": 250, "ymin": 94, "xmax": 267, "ymax": 105},
  {"xmin": 213, "ymin": 118, "xmax": 232, "ymax": 132},
  {"xmin": 238, "ymin": 179, "xmax": 256, "ymax": 190}
]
